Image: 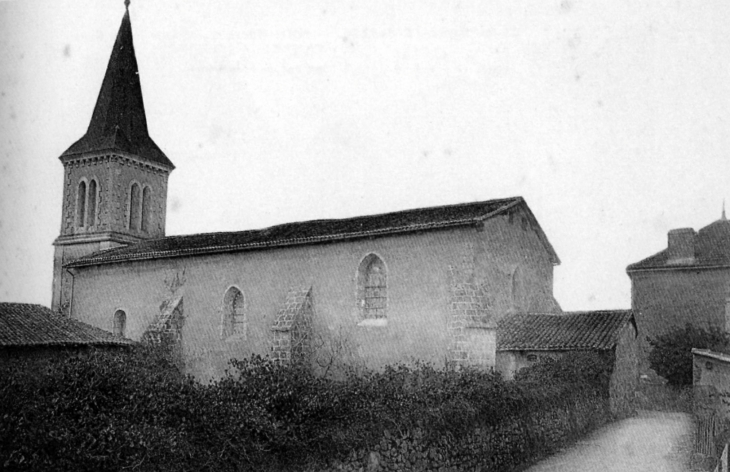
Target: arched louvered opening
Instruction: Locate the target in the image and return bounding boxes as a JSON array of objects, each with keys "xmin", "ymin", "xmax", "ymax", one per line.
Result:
[
  {"xmin": 357, "ymin": 254, "xmax": 387, "ymax": 319},
  {"xmin": 113, "ymin": 310, "xmax": 126, "ymax": 337},
  {"xmin": 76, "ymin": 181, "xmax": 87, "ymax": 228},
  {"xmin": 129, "ymin": 183, "xmax": 141, "ymax": 230},
  {"xmin": 141, "ymin": 186, "xmax": 151, "ymax": 232},
  {"xmin": 221, "ymin": 286, "xmax": 245, "ymax": 339},
  {"xmin": 87, "ymin": 179, "xmax": 97, "ymax": 227}
]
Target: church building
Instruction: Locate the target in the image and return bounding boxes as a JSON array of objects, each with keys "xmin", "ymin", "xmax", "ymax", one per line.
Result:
[{"xmin": 52, "ymin": 4, "xmax": 562, "ymax": 380}]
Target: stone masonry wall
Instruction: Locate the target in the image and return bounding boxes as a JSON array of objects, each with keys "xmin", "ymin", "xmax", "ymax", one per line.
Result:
[
  {"xmin": 271, "ymin": 287, "xmax": 314, "ymax": 365},
  {"xmin": 446, "ymin": 256, "xmax": 497, "ymax": 369},
  {"xmin": 61, "ymin": 154, "xmax": 169, "ymax": 239}
]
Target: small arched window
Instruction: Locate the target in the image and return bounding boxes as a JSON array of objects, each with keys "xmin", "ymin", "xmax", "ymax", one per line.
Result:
[
  {"xmin": 141, "ymin": 186, "xmax": 151, "ymax": 232},
  {"xmin": 87, "ymin": 179, "xmax": 97, "ymax": 227},
  {"xmin": 358, "ymin": 254, "xmax": 387, "ymax": 319},
  {"xmin": 221, "ymin": 287, "xmax": 245, "ymax": 339},
  {"xmin": 129, "ymin": 183, "xmax": 141, "ymax": 230},
  {"xmin": 113, "ymin": 310, "xmax": 126, "ymax": 337},
  {"xmin": 76, "ymin": 180, "xmax": 87, "ymax": 228}
]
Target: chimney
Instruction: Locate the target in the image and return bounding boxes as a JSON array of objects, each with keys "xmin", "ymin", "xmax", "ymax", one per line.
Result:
[{"xmin": 667, "ymin": 228, "xmax": 696, "ymax": 263}]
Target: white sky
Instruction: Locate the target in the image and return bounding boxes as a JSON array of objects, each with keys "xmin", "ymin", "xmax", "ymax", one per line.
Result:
[{"xmin": 1, "ymin": 0, "xmax": 729, "ymax": 310}]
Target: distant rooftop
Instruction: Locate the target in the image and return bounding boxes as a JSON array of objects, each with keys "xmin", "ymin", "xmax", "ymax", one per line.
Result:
[
  {"xmin": 497, "ymin": 310, "xmax": 635, "ymax": 351},
  {"xmin": 66, "ymin": 196, "xmax": 561, "ymax": 268},
  {"xmin": 627, "ymin": 217, "xmax": 730, "ymax": 272},
  {"xmin": 0, "ymin": 303, "xmax": 133, "ymax": 348}
]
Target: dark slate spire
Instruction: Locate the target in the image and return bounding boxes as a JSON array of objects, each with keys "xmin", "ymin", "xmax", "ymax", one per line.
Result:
[{"xmin": 61, "ymin": 5, "xmax": 174, "ymax": 169}]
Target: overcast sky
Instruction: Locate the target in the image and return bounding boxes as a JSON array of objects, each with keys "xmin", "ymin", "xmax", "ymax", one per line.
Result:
[{"xmin": 1, "ymin": 0, "xmax": 729, "ymax": 311}]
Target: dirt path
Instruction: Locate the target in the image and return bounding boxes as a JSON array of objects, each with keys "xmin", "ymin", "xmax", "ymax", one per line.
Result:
[{"xmin": 523, "ymin": 410, "xmax": 700, "ymax": 472}]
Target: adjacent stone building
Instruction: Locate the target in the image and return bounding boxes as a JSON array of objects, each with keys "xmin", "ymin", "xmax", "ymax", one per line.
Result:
[
  {"xmin": 627, "ymin": 212, "xmax": 730, "ymax": 368},
  {"xmin": 497, "ymin": 310, "xmax": 638, "ymax": 417},
  {"xmin": 50, "ymin": 4, "xmax": 563, "ymax": 381}
]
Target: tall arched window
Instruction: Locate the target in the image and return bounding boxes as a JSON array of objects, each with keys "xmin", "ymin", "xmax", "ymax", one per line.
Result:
[
  {"xmin": 129, "ymin": 183, "xmax": 141, "ymax": 230},
  {"xmin": 511, "ymin": 266, "xmax": 523, "ymax": 312},
  {"xmin": 113, "ymin": 310, "xmax": 126, "ymax": 337},
  {"xmin": 221, "ymin": 287, "xmax": 245, "ymax": 339},
  {"xmin": 76, "ymin": 180, "xmax": 87, "ymax": 228},
  {"xmin": 358, "ymin": 254, "xmax": 387, "ymax": 319},
  {"xmin": 141, "ymin": 186, "xmax": 151, "ymax": 232},
  {"xmin": 87, "ymin": 179, "xmax": 97, "ymax": 227}
]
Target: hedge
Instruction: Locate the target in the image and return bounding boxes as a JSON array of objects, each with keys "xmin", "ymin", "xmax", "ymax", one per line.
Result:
[{"xmin": 0, "ymin": 347, "xmax": 612, "ymax": 471}]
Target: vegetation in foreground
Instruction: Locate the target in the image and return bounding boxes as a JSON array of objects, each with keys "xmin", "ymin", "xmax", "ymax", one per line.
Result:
[
  {"xmin": 0, "ymin": 347, "xmax": 612, "ymax": 471},
  {"xmin": 648, "ymin": 323, "xmax": 730, "ymax": 387}
]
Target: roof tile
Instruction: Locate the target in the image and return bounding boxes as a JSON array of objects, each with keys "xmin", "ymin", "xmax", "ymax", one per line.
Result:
[
  {"xmin": 0, "ymin": 303, "xmax": 133, "ymax": 348},
  {"xmin": 67, "ymin": 197, "xmax": 560, "ymax": 268},
  {"xmin": 497, "ymin": 310, "xmax": 635, "ymax": 351}
]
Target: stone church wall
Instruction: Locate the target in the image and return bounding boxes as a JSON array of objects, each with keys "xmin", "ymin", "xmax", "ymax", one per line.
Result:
[{"xmin": 69, "ymin": 208, "xmax": 557, "ymax": 381}]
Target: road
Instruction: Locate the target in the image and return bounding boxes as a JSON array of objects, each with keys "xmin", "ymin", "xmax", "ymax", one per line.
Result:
[{"xmin": 523, "ymin": 410, "xmax": 700, "ymax": 472}]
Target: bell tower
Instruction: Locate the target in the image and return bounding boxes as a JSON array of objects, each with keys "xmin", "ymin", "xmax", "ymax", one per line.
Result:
[{"xmin": 52, "ymin": 1, "xmax": 174, "ymax": 314}]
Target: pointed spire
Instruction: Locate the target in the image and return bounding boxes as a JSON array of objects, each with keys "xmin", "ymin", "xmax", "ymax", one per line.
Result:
[
  {"xmin": 61, "ymin": 4, "xmax": 174, "ymax": 169},
  {"xmin": 723, "ymin": 200, "xmax": 727, "ymax": 221}
]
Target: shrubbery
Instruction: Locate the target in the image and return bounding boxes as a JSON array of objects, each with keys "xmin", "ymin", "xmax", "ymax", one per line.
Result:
[
  {"xmin": 0, "ymin": 347, "xmax": 612, "ymax": 471},
  {"xmin": 648, "ymin": 323, "xmax": 730, "ymax": 386}
]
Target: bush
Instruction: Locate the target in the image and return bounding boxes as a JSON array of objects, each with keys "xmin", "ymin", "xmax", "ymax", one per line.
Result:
[
  {"xmin": 648, "ymin": 323, "xmax": 730, "ymax": 387},
  {"xmin": 0, "ymin": 349, "xmax": 612, "ymax": 471}
]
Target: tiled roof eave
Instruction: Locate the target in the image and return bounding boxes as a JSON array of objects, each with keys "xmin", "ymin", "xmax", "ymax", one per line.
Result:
[
  {"xmin": 497, "ymin": 345, "xmax": 615, "ymax": 352},
  {"xmin": 0, "ymin": 340, "xmax": 133, "ymax": 348},
  {"xmin": 65, "ymin": 217, "xmax": 483, "ymax": 268},
  {"xmin": 60, "ymin": 148, "xmax": 174, "ymax": 171},
  {"xmin": 627, "ymin": 263, "xmax": 730, "ymax": 273}
]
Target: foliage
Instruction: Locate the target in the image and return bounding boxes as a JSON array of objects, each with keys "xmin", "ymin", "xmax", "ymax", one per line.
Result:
[
  {"xmin": 1, "ymin": 348, "xmax": 612, "ymax": 471},
  {"xmin": 648, "ymin": 323, "xmax": 730, "ymax": 386}
]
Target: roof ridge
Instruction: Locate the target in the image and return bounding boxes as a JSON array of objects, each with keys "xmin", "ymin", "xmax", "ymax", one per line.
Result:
[{"xmin": 66, "ymin": 196, "xmax": 561, "ymax": 268}]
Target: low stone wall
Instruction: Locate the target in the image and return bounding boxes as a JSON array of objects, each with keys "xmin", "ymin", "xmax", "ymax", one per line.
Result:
[{"xmin": 317, "ymin": 393, "xmax": 609, "ymax": 472}]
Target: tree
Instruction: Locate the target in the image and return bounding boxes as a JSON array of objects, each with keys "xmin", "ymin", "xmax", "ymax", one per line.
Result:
[{"xmin": 648, "ymin": 323, "xmax": 730, "ymax": 387}]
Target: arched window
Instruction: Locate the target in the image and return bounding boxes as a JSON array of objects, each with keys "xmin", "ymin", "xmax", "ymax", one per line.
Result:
[
  {"xmin": 76, "ymin": 180, "xmax": 87, "ymax": 228},
  {"xmin": 113, "ymin": 310, "xmax": 126, "ymax": 337},
  {"xmin": 141, "ymin": 186, "xmax": 151, "ymax": 232},
  {"xmin": 221, "ymin": 287, "xmax": 245, "ymax": 339},
  {"xmin": 128, "ymin": 183, "xmax": 141, "ymax": 230},
  {"xmin": 87, "ymin": 179, "xmax": 97, "ymax": 227},
  {"xmin": 358, "ymin": 254, "xmax": 387, "ymax": 319}
]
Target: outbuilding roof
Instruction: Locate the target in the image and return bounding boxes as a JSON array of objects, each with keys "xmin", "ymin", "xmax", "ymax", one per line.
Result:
[
  {"xmin": 0, "ymin": 303, "xmax": 133, "ymax": 348},
  {"xmin": 497, "ymin": 310, "xmax": 635, "ymax": 352},
  {"xmin": 66, "ymin": 196, "xmax": 561, "ymax": 268}
]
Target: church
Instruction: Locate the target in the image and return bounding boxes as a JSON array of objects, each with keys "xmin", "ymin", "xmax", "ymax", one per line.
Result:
[{"xmin": 51, "ymin": 4, "xmax": 562, "ymax": 381}]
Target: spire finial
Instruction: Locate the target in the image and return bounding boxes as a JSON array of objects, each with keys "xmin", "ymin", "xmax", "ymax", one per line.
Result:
[
  {"xmin": 124, "ymin": 0, "xmax": 130, "ymax": 9},
  {"xmin": 723, "ymin": 200, "xmax": 727, "ymax": 220}
]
